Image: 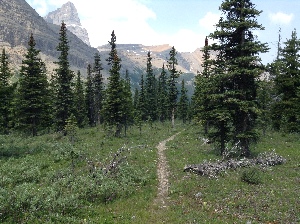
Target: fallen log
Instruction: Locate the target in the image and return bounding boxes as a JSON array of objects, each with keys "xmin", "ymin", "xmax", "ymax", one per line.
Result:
[{"xmin": 184, "ymin": 150, "xmax": 286, "ymax": 178}]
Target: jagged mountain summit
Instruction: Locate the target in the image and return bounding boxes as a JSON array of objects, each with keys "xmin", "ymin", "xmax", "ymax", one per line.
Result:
[
  {"xmin": 44, "ymin": 1, "xmax": 91, "ymax": 46},
  {"xmin": 0, "ymin": 0, "xmax": 97, "ymax": 74}
]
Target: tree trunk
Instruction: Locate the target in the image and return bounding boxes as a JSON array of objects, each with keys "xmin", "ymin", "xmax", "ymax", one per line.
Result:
[
  {"xmin": 96, "ymin": 113, "xmax": 101, "ymax": 126},
  {"xmin": 220, "ymin": 121, "xmax": 225, "ymax": 155},
  {"xmin": 204, "ymin": 120, "xmax": 209, "ymax": 135},
  {"xmin": 171, "ymin": 108, "xmax": 175, "ymax": 129},
  {"xmin": 115, "ymin": 123, "xmax": 122, "ymax": 137}
]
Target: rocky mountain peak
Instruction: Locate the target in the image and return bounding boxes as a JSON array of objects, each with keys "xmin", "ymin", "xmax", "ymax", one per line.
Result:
[
  {"xmin": 44, "ymin": 1, "xmax": 91, "ymax": 46},
  {"xmin": 44, "ymin": 2, "xmax": 80, "ymax": 26}
]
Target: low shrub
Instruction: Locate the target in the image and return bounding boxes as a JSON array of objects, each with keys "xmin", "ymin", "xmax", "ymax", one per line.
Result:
[{"xmin": 241, "ymin": 167, "xmax": 262, "ymax": 185}]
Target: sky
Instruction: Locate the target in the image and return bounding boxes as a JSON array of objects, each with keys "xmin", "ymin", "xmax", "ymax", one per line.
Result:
[{"xmin": 25, "ymin": 0, "xmax": 300, "ymax": 64}]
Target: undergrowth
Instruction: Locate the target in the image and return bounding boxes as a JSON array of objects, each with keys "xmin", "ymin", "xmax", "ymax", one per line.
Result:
[
  {"xmin": 0, "ymin": 122, "xmax": 299, "ymax": 223},
  {"xmin": 0, "ymin": 122, "xmax": 181, "ymax": 223}
]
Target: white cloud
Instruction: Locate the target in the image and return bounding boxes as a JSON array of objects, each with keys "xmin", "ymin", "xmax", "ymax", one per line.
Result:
[
  {"xmin": 64, "ymin": 0, "xmax": 156, "ymax": 48},
  {"xmin": 269, "ymin": 12, "xmax": 294, "ymax": 25},
  {"xmin": 26, "ymin": 0, "xmax": 48, "ymax": 15},
  {"xmin": 199, "ymin": 12, "xmax": 220, "ymax": 33},
  {"xmin": 26, "ymin": 0, "xmax": 157, "ymax": 47},
  {"xmin": 25, "ymin": 0, "xmax": 207, "ymax": 51},
  {"xmin": 167, "ymin": 29, "xmax": 205, "ymax": 52}
]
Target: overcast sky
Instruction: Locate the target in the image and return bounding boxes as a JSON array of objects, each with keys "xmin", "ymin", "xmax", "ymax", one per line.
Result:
[{"xmin": 25, "ymin": 0, "xmax": 300, "ymax": 64}]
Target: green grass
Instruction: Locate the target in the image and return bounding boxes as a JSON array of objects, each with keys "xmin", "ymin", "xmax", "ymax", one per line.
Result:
[
  {"xmin": 0, "ymin": 122, "xmax": 182, "ymax": 223},
  {"xmin": 165, "ymin": 125, "xmax": 300, "ymax": 223},
  {"xmin": 0, "ymin": 122, "xmax": 299, "ymax": 223}
]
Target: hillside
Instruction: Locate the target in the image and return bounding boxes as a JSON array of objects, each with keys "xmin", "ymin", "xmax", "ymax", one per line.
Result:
[
  {"xmin": 97, "ymin": 43, "xmax": 204, "ymax": 95},
  {"xmin": 0, "ymin": 0, "xmax": 98, "ymax": 74}
]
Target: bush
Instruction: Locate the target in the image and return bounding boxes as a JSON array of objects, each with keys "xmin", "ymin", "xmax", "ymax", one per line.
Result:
[{"xmin": 241, "ymin": 167, "xmax": 262, "ymax": 185}]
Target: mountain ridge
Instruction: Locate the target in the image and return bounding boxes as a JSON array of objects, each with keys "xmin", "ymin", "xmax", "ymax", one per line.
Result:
[{"xmin": 1, "ymin": 0, "xmax": 204, "ymax": 96}]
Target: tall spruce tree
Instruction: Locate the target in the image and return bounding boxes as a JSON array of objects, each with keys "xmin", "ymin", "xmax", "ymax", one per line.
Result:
[
  {"xmin": 157, "ymin": 64, "xmax": 169, "ymax": 122},
  {"xmin": 93, "ymin": 53, "xmax": 104, "ymax": 126},
  {"xmin": 85, "ymin": 64, "xmax": 95, "ymax": 126},
  {"xmin": 16, "ymin": 33, "xmax": 49, "ymax": 136},
  {"xmin": 193, "ymin": 37, "xmax": 212, "ymax": 134},
  {"xmin": 106, "ymin": 30, "xmax": 117, "ymax": 65},
  {"xmin": 178, "ymin": 79, "xmax": 189, "ymax": 123},
  {"xmin": 54, "ymin": 21, "xmax": 74, "ymax": 131},
  {"xmin": 133, "ymin": 87, "xmax": 142, "ymax": 134},
  {"xmin": 167, "ymin": 46, "xmax": 181, "ymax": 128},
  {"xmin": 267, "ymin": 29, "xmax": 282, "ymax": 130},
  {"xmin": 0, "ymin": 49, "xmax": 14, "ymax": 134},
  {"xmin": 209, "ymin": 0, "xmax": 268, "ymax": 156},
  {"xmin": 208, "ymin": 36, "xmax": 233, "ymax": 154},
  {"xmin": 145, "ymin": 51, "xmax": 157, "ymax": 122},
  {"xmin": 257, "ymin": 78, "xmax": 273, "ymax": 135},
  {"xmin": 74, "ymin": 70, "xmax": 87, "ymax": 127},
  {"xmin": 138, "ymin": 74, "xmax": 147, "ymax": 121},
  {"xmin": 102, "ymin": 31, "xmax": 125, "ymax": 137},
  {"xmin": 122, "ymin": 70, "xmax": 134, "ymax": 136},
  {"xmin": 133, "ymin": 87, "xmax": 139, "ymax": 113},
  {"xmin": 272, "ymin": 30, "xmax": 300, "ymax": 132}
]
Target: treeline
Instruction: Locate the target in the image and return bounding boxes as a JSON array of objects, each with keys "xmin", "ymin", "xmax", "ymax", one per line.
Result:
[
  {"xmin": 0, "ymin": 24, "xmax": 190, "ymax": 137},
  {"xmin": 1, "ymin": 0, "xmax": 300, "ymax": 158}
]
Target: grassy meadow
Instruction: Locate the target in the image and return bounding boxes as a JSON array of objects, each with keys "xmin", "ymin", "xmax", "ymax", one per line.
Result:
[{"xmin": 0, "ymin": 122, "xmax": 299, "ymax": 223}]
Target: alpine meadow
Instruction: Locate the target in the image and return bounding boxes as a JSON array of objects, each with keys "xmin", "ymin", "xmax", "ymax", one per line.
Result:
[{"xmin": 0, "ymin": 0, "xmax": 299, "ymax": 223}]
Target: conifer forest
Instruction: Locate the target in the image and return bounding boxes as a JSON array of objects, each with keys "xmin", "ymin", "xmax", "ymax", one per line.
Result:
[{"xmin": 0, "ymin": 0, "xmax": 299, "ymax": 223}]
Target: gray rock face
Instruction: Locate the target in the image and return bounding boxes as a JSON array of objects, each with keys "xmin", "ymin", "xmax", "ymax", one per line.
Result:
[
  {"xmin": 44, "ymin": 1, "xmax": 91, "ymax": 46},
  {"xmin": 0, "ymin": 0, "xmax": 97, "ymax": 73}
]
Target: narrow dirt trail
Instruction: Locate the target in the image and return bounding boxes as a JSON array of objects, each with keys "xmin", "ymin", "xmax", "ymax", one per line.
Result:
[{"xmin": 155, "ymin": 132, "xmax": 180, "ymax": 207}]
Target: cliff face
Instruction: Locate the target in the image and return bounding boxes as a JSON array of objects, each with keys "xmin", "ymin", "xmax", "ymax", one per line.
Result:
[
  {"xmin": 44, "ymin": 1, "xmax": 91, "ymax": 46},
  {"xmin": 0, "ymin": 0, "xmax": 97, "ymax": 73}
]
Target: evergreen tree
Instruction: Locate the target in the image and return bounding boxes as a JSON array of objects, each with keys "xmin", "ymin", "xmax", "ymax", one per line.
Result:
[
  {"xmin": 157, "ymin": 64, "xmax": 169, "ymax": 122},
  {"xmin": 133, "ymin": 87, "xmax": 142, "ymax": 134},
  {"xmin": 102, "ymin": 31, "xmax": 125, "ymax": 137},
  {"xmin": 208, "ymin": 41, "xmax": 232, "ymax": 155},
  {"xmin": 272, "ymin": 30, "xmax": 300, "ymax": 132},
  {"xmin": 106, "ymin": 30, "xmax": 117, "ymax": 65},
  {"xmin": 178, "ymin": 79, "xmax": 189, "ymax": 123},
  {"xmin": 93, "ymin": 53, "xmax": 104, "ymax": 126},
  {"xmin": 16, "ymin": 33, "xmax": 49, "ymax": 136},
  {"xmin": 85, "ymin": 64, "xmax": 95, "ymax": 126},
  {"xmin": 74, "ymin": 70, "xmax": 87, "ymax": 127},
  {"xmin": 48, "ymin": 73, "xmax": 57, "ymax": 131},
  {"xmin": 122, "ymin": 70, "xmax": 134, "ymax": 135},
  {"xmin": 193, "ymin": 37, "xmax": 212, "ymax": 134},
  {"xmin": 257, "ymin": 79, "xmax": 273, "ymax": 135},
  {"xmin": 64, "ymin": 113, "xmax": 78, "ymax": 146},
  {"xmin": 54, "ymin": 21, "xmax": 74, "ymax": 131},
  {"xmin": 133, "ymin": 87, "xmax": 139, "ymax": 113},
  {"xmin": 209, "ymin": 0, "xmax": 268, "ymax": 156},
  {"xmin": 167, "ymin": 46, "xmax": 181, "ymax": 128},
  {"xmin": 264, "ymin": 29, "xmax": 281, "ymax": 130},
  {"xmin": 145, "ymin": 51, "xmax": 157, "ymax": 122},
  {"xmin": 138, "ymin": 74, "xmax": 147, "ymax": 121},
  {"xmin": 0, "ymin": 49, "xmax": 14, "ymax": 134}
]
